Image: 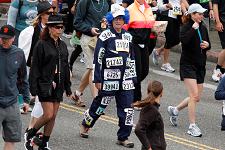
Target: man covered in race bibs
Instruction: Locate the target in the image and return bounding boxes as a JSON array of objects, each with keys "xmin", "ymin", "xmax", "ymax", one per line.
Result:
[{"xmin": 79, "ymin": 4, "xmax": 136, "ymax": 148}]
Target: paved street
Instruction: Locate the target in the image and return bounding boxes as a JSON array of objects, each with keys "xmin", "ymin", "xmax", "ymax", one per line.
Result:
[{"xmin": 0, "ymin": 40, "xmax": 225, "ymax": 149}]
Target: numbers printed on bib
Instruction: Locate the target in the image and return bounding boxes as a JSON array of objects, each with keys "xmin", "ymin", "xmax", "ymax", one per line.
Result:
[
  {"xmin": 122, "ymin": 80, "xmax": 135, "ymax": 90},
  {"xmin": 115, "ymin": 39, "xmax": 129, "ymax": 53},
  {"xmin": 122, "ymin": 33, "xmax": 132, "ymax": 42},
  {"xmin": 106, "ymin": 57, "xmax": 123, "ymax": 68},
  {"xmin": 101, "ymin": 96, "xmax": 115, "ymax": 105},
  {"xmin": 95, "ymin": 106, "xmax": 105, "ymax": 115},
  {"xmin": 84, "ymin": 109, "xmax": 93, "ymax": 126},
  {"xmin": 124, "ymin": 108, "xmax": 134, "ymax": 126},
  {"xmin": 173, "ymin": 5, "xmax": 182, "ymax": 15},
  {"xmin": 104, "ymin": 69, "xmax": 121, "ymax": 80},
  {"xmin": 103, "ymin": 81, "xmax": 120, "ymax": 91},
  {"xmin": 99, "ymin": 30, "xmax": 115, "ymax": 41}
]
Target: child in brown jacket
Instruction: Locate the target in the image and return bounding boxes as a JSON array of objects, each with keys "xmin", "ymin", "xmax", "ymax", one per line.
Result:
[{"xmin": 134, "ymin": 80, "xmax": 166, "ymax": 150}]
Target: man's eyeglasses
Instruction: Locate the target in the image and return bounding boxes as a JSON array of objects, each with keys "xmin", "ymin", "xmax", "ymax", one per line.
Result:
[{"xmin": 53, "ymin": 25, "xmax": 64, "ymax": 29}]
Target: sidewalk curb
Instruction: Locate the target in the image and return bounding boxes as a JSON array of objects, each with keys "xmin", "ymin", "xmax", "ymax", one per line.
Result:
[{"xmin": 171, "ymin": 44, "xmax": 219, "ymax": 63}]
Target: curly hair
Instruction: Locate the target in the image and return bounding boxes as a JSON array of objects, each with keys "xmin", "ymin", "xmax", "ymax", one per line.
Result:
[{"xmin": 105, "ymin": 9, "xmax": 130, "ymax": 25}]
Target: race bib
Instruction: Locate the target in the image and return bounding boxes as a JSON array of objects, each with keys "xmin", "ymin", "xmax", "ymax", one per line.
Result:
[
  {"xmin": 115, "ymin": 39, "xmax": 129, "ymax": 53},
  {"xmin": 122, "ymin": 80, "xmax": 135, "ymax": 90},
  {"xmin": 84, "ymin": 109, "xmax": 93, "ymax": 126},
  {"xmin": 173, "ymin": 5, "xmax": 182, "ymax": 15},
  {"xmin": 124, "ymin": 108, "xmax": 134, "ymax": 126},
  {"xmin": 122, "ymin": 33, "xmax": 132, "ymax": 42},
  {"xmin": 101, "ymin": 96, "xmax": 115, "ymax": 105},
  {"xmin": 106, "ymin": 57, "xmax": 123, "ymax": 68},
  {"xmin": 98, "ymin": 47, "xmax": 105, "ymax": 64},
  {"xmin": 95, "ymin": 106, "xmax": 105, "ymax": 115},
  {"xmin": 104, "ymin": 69, "xmax": 121, "ymax": 80},
  {"xmin": 99, "ymin": 30, "xmax": 115, "ymax": 41},
  {"xmin": 103, "ymin": 81, "xmax": 120, "ymax": 91}
]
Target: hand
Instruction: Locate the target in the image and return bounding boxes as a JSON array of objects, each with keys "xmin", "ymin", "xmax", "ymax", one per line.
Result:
[
  {"xmin": 148, "ymin": 147, "xmax": 152, "ymax": 150},
  {"xmin": 166, "ymin": 3, "xmax": 172, "ymax": 9},
  {"xmin": 95, "ymin": 83, "xmax": 102, "ymax": 91},
  {"xmin": 192, "ymin": 22, "xmax": 199, "ymax": 29},
  {"xmin": 91, "ymin": 28, "xmax": 100, "ymax": 36},
  {"xmin": 67, "ymin": 94, "xmax": 75, "ymax": 100},
  {"xmin": 200, "ymin": 41, "xmax": 209, "ymax": 49},
  {"xmin": 22, "ymin": 103, "xmax": 30, "ymax": 113},
  {"xmin": 215, "ymin": 21, "xmax": 224, "ymax": 32}
]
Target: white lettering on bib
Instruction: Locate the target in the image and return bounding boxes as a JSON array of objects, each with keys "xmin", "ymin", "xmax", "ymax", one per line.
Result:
[
  {"xmin": 99, "ymin": 30, "xmax": 115, "ymax": 41},
  {"xmin": 106, "ymin": 57, "xmax": 123, "ymax": 68},
  {"xmin": 115, "ymin": 39, "xmax": 129, "ymax": 53},
  {"xmin": 122, "ymin": 80, "xmax": 135, "ymax": 90},
  {"xmin": 104, "ymin": 69, "xmax": 121, "ymax": 80}
]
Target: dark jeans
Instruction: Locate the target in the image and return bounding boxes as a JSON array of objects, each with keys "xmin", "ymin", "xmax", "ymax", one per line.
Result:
[
  {"xmin": 133, "ymin": 44, "xmax": 149, "ymax": 102},
  {"xmin": 69, "ymin": 45, "xmax": 82, "ymax": 70}
]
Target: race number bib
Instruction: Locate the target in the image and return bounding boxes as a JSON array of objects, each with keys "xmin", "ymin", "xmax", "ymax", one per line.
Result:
[
  {"xmin": 173, "ymin": 5, "xmax": 182, "ymax": 15},
  {"xmin": 115, "ymin": 39, "xmax": 129, "ymax": 53},
  {"xmin": 104, "ymin": 69, "xmax": 121, "ymax": 80},
  {"xmin": 84, "ymin": 109, "xmax": 93, "ymax": 126},
  {"xmin": 124, "ymin": 108, "xmax": 134, "ymax": 126},
  {"xmin": 101, "ymin": 96, "xmax": 115, "ymax": 105},
  {"xmin": 122, "ymin": 80, "xmax": 135, "ymax": 90},
  {"xmin": 106, "ymin": 57, "xmax": 123, "ymax": 68},
  {"xmin": 103, "ymin": 81, "xmax": 119, "ymax": 91}
]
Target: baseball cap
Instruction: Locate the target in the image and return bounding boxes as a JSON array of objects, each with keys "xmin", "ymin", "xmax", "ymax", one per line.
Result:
[
  {"xmin": 37, "ymin": 1, "xmax": 53, "ymax": 15},
  {"xmin": 0, "ymin": 25, "xmax": 15, "ymax": 39},
  {"xmin": 188, "ymin": 3, "xmax": 207, "ymax": 14},
  {"xmin": 111, "ymin": 3, "xmax": 125, "ymax": 18}
]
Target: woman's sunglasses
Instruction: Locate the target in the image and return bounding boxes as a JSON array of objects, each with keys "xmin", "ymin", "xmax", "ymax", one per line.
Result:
[
  {"xmin": 53, "ymin": 25, "xmax": 64, "ymax": 29},
  {"xmin": 44, "ymin": 12, "xmax": 54, "ymax": 15}
]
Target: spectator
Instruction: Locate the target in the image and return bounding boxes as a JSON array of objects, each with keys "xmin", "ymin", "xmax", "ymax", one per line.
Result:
[
  {"xmin": 73, "ymin": 0, "xmax": 109, "ymax": 107},
  {"xmin": 134, "ymin": 80, "xmax": 166, "ymax": 150},
  {"xmin": 24, "ymin": 14, "xmax": 73, "ymax": 150},
  {"xmin": 167, "ymin": 4, "xmax": 210, "ymax": 137},
  {"xmin": 211, "ymin": 0, "xmax": 225, "ymax": 82},
  {"xmin": 0, "ymin": 25, "xmax": 29, "ymax": 150},
  {"xmin": 124, "ymin": 0, "xmax": 155, "ymax": 105},
  {"xmin": 7, "ymin": 0, "xmax": 38, "ymax": 46},
  {"xmin": 215, "ymin": 76, "xmax": 225, "ymax": 131},
  {"xmin": 18, "ymin": 1, "xmax": 54, "ymax": 147},
  {"xmin": 79, "ymin": 4, "xmax": 136, "ymax": 148}
]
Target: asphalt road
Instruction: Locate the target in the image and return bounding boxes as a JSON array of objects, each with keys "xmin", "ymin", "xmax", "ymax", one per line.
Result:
[{"xmin": 0, "ymin": 36, "xmax": 225, "ymax": 150}]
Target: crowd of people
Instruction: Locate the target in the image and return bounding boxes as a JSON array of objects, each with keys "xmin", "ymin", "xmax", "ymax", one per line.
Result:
[{"xmin": 0, "ymin": 0, "xmax": 225, "ymax": 150}]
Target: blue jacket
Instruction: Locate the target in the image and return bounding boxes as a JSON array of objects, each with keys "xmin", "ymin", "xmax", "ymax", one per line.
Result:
[
  {"xmin": 93, "ymin": 27, "xmax": 136, "ymax": 93},
  {"xmin": 0, "ymin": 45, "xmax": 29, "ymax": 108},
  {"xmin": 215, "ymin": 77, "xmax": 225, "ymax": 100}
]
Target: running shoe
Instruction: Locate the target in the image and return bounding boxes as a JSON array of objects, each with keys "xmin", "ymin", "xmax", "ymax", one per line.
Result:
[
  {"xmin": 167, "ymin": 106, "xmax": 178, "ymax": 126},
  {"xmin": 116, "ymin": 139, "xmax": 134, "ymax": 148},
  {"xmin": 38, "ymin": 142, "xmax": 51, "ymax": 150},
  {"xmin": 187, "ymin": 124, "xmax": 202, "ymax": 137},
  {"xmin": 161, "ymin": 63, "xmax": 175, "ymax": 73},
  {"xmin": 80, "ymin": 124, "xmax": 89, "ymax": 138},
  {"xmin": 24, "ymin": 129, "xmax": 34, "ymax": 150},
  {"xmin": 33, "ymin": 132, "xmax": 43, "ymax": 147},
  {"xmin": 212, "ymin": 68, "xmax": 222, "ymax": 82}
]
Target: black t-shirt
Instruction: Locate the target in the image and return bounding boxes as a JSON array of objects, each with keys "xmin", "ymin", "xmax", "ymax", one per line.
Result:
[{"xmin": 213, "ymin": 0, "xmax": 225, "ymax": 22}]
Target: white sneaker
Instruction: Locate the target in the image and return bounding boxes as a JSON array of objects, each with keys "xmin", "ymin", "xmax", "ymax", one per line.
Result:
[
  {"xmin": 167, "ymin": 106, "xmax": 178, "ymax": 126},
  {"xmin": 161, "ymin": 63, "xmax": 175, "ymax": 73},
  {"xmin": 152, "ymin": 49, "xmax": 159, "ymax": 65},
  {"xmin": 212, "ymin": 69, "xmax": 222, "ymax": 82},
  {"xmin": 187, "ymin": 124, "xmax": 202, "ymax": 137}
]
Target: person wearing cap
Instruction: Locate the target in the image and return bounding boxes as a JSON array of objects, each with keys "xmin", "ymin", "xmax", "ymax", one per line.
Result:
[
  {"xmin": 0, "ymin": 25, "xmax": 30, "ymax": 150},
  {"xmin": 167, "ymin": 3, "xmax": 211, "ymax": 137},
  {"xmin": 211, "ymin": 0, "xmax": 225, "ymax": 82},
  {"xmin": 24, "ymin": 14, "xmax": 73, "ymax": 150},
  {"xmin": 18, "ymin": 1, "xmax": 54, "ymax": 149},
  {"xmin": 79, "ymin": 4, "xmax": 136, "ymax": 148},
  {"xmin": 7, "ymin": 0, "xmax": 39, "ymax": 46},
  {"xmin": 73, "ymin": 0, "xmax": 109, "ymax": 107}
]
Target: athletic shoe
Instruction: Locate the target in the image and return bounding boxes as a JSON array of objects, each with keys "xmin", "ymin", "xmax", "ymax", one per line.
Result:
[
  {"xmin": 167, "ymin": 106, "xmax": 178, "ymax": 126},
  {"xmin": 80, "ymin": 124, "xmax": 89, "ymax": 138},
  {"xmin": 24, "ymin": 129, "xmax": 34, "ymax": 150},
  {"xmin": 38, "ymin": 142, "xmax": 51, "ymax": 150},
  {"xmin": 212, "ymin": 69, "xmax": 222, "ymax": 82},
  {"xmin": 161, "ymin": 63, "xmax": 175, "ymax": 73},
  {"xmin": 116, "ymin": 139, "xmax": 134, "ymax": 148},
  {"xmin": 33, "ymin": 132, "xmax": 43, "ymax": 147},
  {"xmin": 187, "ymin": 124, "xmax": 202, "ymax": 137},
  {"xmin": 152, "ymin": 49, "xmax": 159, "ymax": 65},
  {"xmin": 71, "ymin": 92, "xmax": 85, "ymax": 107}
]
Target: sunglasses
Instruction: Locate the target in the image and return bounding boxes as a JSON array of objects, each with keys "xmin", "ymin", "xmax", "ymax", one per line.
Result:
[
  {"xmin": 44, "ymin": 12, "xmax": 54, "ymax": 15},
  {"xmin": 53, "ymin": 25, "xmax": 64, "ymax": 29}
]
